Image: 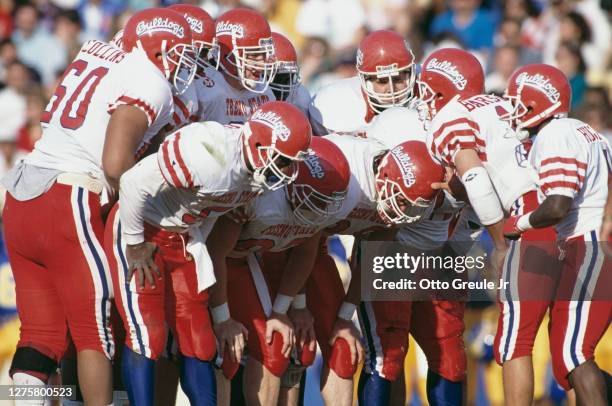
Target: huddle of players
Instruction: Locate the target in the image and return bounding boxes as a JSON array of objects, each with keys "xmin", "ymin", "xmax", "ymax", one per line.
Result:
[{"xmin": 1, "ymin": 3, "xmax": 609, "ymax": 406}]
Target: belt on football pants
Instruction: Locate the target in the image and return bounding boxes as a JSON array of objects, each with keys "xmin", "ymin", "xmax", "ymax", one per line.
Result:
[{"xmin": 56, "ymin": 173, "xmax": 104, "ymax": 195}]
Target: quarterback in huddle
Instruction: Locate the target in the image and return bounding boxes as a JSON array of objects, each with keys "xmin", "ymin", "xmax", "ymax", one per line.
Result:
[{"xmin": 0, "ymin": 3, "xmax": 609, "ymax": 406}]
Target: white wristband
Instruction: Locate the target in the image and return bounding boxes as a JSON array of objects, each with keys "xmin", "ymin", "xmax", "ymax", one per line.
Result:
[
  {"xmin": 292, "ymin": 294, "xmax": 306, "ymax": 309},
  {"xmin": 272, "ymin": 294, "xmax": 294, "ymax": 315},
  {"xmin": 517, "ymin": 213, "xmax": 534, "ymax": 232},
  {"xmin": 211, "ymin": 303, "xmax": 230, "ymax": 324},
  {"xmin": 337, "ymin": 302, "xmax": 357, "ymax": 321},
  {"xmin": 461, "ymin": 166, "xmax": 504, "ymax": 226}
]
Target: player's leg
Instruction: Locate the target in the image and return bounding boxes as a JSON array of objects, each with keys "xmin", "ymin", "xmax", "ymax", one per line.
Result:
[
  {"xmin": 165, "ymin": 250, "xmax": 217, "ymax": 406},
  {"xmin": 411, "ymin": 300, "xmax": 466, "ymax": 406},
  {"xmin": 105, "ymin": 206, "xmax": 168, "ymax": 406},
  {"xmin": 307, "ymin": 248, "xmax": 356, "ymax": 406},
  {"xmin": 226, "ymin": 255, "xmax": 290, "ymax": 405},
  {"xmin": 550, "ymin": 231, "xmax": 611, "ymax": 406},
  {"xmin": 3, "ymin": 191, "xmax": 70, "ymax": 404},
  {"xmin": 494, "ymin": 226, "xmax": 557, "ymax": 406},
  {"xmin": 357, "ymin": 300, "xmax": 411, "ymax": 406}
]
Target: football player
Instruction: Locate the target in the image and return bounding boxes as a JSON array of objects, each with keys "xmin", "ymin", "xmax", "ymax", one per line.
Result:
[
  {"xmin": 357, "ymin": 107, "xmax": 476, "ymax": 406},
  {"xmin": 309, "ymin": 30, "xmax": 417, "ymax": 135},
  {"xmin": 104, "ymin": 101, "xmax": 311, "ymax": 406},
  {"xmin": 208, "ymin": 137, "xmax": 351, "ymax": 405},
  {"xmin": 501, "ymin": 64, "xmax": 611, "ymax": 406},
  {"xmin": 1, "ymin": 8, "xmax": 195, "ymax": 405},
  {"xmin": 419, "ymin": 49, "xmax": 563, "ymax": 406},
  {"xmin": 270, "ymin": 32, "xmax": 312, "ymax": 116},
  {"xmin": 195, "ymin": 8, "xmax": 277, "ymax": 124},
  {"xmin": 309, "ymin": 136, "xmax": 445, "ymax": 406}
]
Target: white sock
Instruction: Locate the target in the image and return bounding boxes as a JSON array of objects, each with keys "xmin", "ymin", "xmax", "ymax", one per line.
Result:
[{"xmin": 12, "ymin": 372, "xmax": 45, "ymax": 406}]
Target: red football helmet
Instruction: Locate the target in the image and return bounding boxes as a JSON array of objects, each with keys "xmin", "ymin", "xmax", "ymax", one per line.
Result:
[
  {"xmin": 242, "ymin": 101, "xmax": 312, "ymax": 190},
  {"xmin": 417, "ymin": 48, "xmax": 484, "ymax": 119},
  {"xmin": 287, "ymin": 137, "xmax": 350, "ymax": 225},
  {"xmin": 212, "ymin": 8, "xmax": 276, "ymax": 93},
  {"xmin": 270, "ymin": 32, "xmax": 300, "ymax": 102},
  {"xmin": 502, "ymin": 64, "xmax": 571, "ymax": 139},
  {"xmin": 357, "ymin": 30, "xmax": 417, "ymax": 114},
  {"xmin": 375, "ymin": 141, "xmax": 444, "ymax": 225},
  {"xmin": 122, "ymin": 8, "xmax": 196, "ymax": 95},
  {"xmin": 167, "ymin": 4, "xmax": 216, "ymax": 73}
]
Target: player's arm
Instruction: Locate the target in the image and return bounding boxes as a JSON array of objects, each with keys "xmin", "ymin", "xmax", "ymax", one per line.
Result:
[
  {"xmin": 329, "ymin": 228, "xmax": 398, "ymax": 366},
  {"xmin": 454, "ymin": 149, "xmax": 507, "ymax": 274},
  {"xmin": 103, "ymin": 105, "xmax": 150, "ymax": 191},
  {"xmin": 268, "ymin": 232, "xmax": 322, "ymax": 357},
  {"xmin": 206, "ymin": 214, "xmax": 248, "ymax": 362},
  {"xmin": 119, "ymin": 156, "xmax": 162, "ymax": 289},
  {"xmin": 601, "ymin": 176, "xmax": 612, "ymax": 256}
]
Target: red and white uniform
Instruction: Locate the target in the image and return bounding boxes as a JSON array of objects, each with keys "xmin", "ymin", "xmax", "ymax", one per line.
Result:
[
  {"xmin": 356, "ymin": 109, "xmax": 469, "ymax": 382},
  {"xmin": 107, "ymin": 121, "xmax": 263, "ymax": 360},
  {"xmin": 425, "ymin": 94, "xmax": 557, "ymax": 379},
  {"xmin": 167, "ymin": 83, "xmax": 200, "ymax": 131},
  {"xmin": 523, "ymin": 118, "xmax": 611, "ymax": 389},
  {"xmin": 1, "ymin": 41, "xmax": 173, "ymax": 362},
  {"xmin": 26, "ymin": 42, "xmax": 173, "ymax": 193},
  {"xmin": 195, "ymin": 67, "xmax": 275, "ymax": 124},
  {"xmin": 427, "ymin": 94, "xmax": 537, "ymax": 212},
  {"xmin": 308, "ymin": 77, "xmax": 375, "ymax": 135}
]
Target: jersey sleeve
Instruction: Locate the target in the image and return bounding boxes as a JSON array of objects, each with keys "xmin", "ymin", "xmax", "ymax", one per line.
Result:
[
  {"xmin": 119, "ymin": 155, "xmax": 165, "ymax": 245},
  {"xmin": 107, "ymin": 63, "xmax": 173, "ymax": 130},
  {"xmin": 531, "ymin": 127, "xmax": 587, "ymax": 198},
  {"xmin": 156, "ymin": 130, "xmax": 197, "ymax": 189},
  {"xmin": 429, "ymin": 110, "xmax": 483, "ymax": 167}
]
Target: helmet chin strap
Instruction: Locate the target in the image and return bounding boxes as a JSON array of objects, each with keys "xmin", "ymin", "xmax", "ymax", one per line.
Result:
[{"xmin": 160, "ymin": 40, "xmax": 171, "ymax": 80}]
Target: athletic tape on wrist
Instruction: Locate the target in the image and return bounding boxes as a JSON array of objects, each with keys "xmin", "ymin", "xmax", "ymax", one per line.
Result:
[
  {"xmin": 272, "ymin": 294, "xmax": 294, "ymax": 314},
  {"xmin": 211, "ymin": 303, "xmax": 230, "ymax": 324},
  {"xmin": 338, "ymin": 302, "xmax": 356, "ymax": 321}
]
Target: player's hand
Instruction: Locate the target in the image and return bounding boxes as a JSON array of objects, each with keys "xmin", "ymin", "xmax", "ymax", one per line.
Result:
[
  {"xmin": 288, "ymin": 307, "xmax": 316, "ymax": 353},
  {"xmin": 600, "ymin": 216, "xmax": 612, "ymax": 257},
  {"xmin": 503, "ymin": 216, "xmax": 523, "ymax": 240},
  {"xmin": 126, "ymin": 242, "xmax": 160, "ymax": 289},
  {"xmin": 213, "ymin": 318, "xmax": 248, "ymax": 363},
  {"xmin": 329, "ymin": 318, "xmax": 364, "ymax": 366},
  {"xmin": 266, "ymin": 312, "xmax": 295, "ymax": 358}
]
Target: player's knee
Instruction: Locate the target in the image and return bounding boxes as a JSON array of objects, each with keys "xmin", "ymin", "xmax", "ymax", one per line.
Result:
[
  {"xmin": 9, "ymin": 347, "xmax": 59, "ymax": 381},
  {"xmin": 329, "ymin": 338, "xmax": 357, "ymax": 379},
  {"xmin": 262, "ymin": 331, "xmax": 290, "ymax": 377}
]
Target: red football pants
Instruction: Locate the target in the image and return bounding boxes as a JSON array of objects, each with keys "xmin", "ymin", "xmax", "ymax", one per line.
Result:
[
  {"xmin": 3, "ymin": 184, "xmax": 114, "ymax": 362},
  {"xmin": 105, "ymin": 205, "xmax": 215, "ymax": 361}
]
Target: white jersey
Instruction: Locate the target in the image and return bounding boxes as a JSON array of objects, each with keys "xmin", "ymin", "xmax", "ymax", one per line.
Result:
[
  {"xmin": 167, "ymin": 82, "xmax": 200, "ymax": 132},
  {"xmin": 285, "ymin": 84, "xmax": 312, "ymax": 117},
  {"xmin": 309, "ymin": 76, "xmax": 375, "ymax": 136},
  {"xmin": 366, "ymin": 107, "xmax": 462, "ymax": 250},
  {"xmin": 25, "ymin": 41, "xmax": 173, "ymax": 189},
  {"xmin": 530, "ymin": 118, "xmax": 611, "ymax": 240},
  {"xmin": 195, "ymin": 68, "xmax": 275, "ymax": 125},
  {"xmin": 230, "ymin": 189, "xmax": 322, "ymax": 257},
  {"xmin": 427, "ymin": 94, "xmax": 537, "ymax": 213},
  {"xmin": 119, "ymin": 121, "xmax": 263, "ymax": 245},
  {"xmin": 322, "ymin": 134, "xmax": 390, "ymax": 236}
]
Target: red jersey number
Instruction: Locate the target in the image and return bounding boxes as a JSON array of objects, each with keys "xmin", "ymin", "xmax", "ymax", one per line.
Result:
[{"xmin": 41, "ymin": 59, "xmax": 109, "ymax": 130}]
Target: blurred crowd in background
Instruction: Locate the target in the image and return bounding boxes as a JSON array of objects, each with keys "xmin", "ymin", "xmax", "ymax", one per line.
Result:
[{"xmin": 0, "ymin": 1, "xmax": 610, "ymax": 405}]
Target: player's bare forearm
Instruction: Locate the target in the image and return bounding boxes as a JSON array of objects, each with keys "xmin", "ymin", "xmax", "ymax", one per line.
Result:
[
  {"xmin": 486, "ymin": 220, "xmax": 507, "ymax": 250},
  {"xmin": 103, "ymin": 105, "xmax": 149, "ymax": 190},
  {"xmin": 207, "ymin": 215, "xmax": 243, "ymax": 307},
  {"xmin": 277, "ymin": 233, "xmax": 321, "ymax": 297},
  {"xmin": 528, "ymin": 195, "xmax": 573, "ymax": 228}
]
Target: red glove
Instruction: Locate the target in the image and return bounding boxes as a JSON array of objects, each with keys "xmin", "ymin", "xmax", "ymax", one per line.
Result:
[{"xmin": 503, "ymin": 215, "xmax": 525, "ymax": 240}]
